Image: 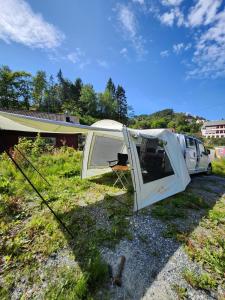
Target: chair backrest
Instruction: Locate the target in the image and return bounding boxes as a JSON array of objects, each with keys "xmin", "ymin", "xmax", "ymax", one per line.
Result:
[{"xmin": 117, "ymin": 153, "xmax": 128, "ymax": 166}]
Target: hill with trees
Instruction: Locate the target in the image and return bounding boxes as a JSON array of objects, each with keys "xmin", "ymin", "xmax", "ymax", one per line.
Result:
[{"xmin": 0, "ymin": 65, "xmax": 204, "ymax": 135}]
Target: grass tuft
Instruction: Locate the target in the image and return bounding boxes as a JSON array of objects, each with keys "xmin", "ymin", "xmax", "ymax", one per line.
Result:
[
  {"xmin": 183, "ymin": 269, "xmax": 217, "ymax": 291},
  {"xmin": 172, "ymin": 284, "xmax": 188, "ymax": 300}
]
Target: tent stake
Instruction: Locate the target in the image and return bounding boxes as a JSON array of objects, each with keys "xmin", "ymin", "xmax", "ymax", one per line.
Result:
[{"xmin": 6, "ymin": 150, "xmax": 74, "ymax": 239}]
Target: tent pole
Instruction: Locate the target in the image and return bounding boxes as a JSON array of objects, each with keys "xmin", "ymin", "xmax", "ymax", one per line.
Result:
[
  {"xmin": 5, "ymin": 150, "xmax": 74, "ymax": 239},
  {"xmin": 124, "ymin": 126, "xmax": 139, "ymax": 213}
]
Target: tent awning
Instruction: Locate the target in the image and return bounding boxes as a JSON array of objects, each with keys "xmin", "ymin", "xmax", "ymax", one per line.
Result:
[{"xmin": 0, "ymin": 111, "xmax": 122, "ymax": 134}]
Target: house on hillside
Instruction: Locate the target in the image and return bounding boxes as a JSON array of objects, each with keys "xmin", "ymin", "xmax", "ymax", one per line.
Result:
[
  {"xmin": 201, "ymin": 120, "xmax": 225, "ymax": 138},
  {"xmin": 0, "ymin": 109, "xmax": 80, "ymax": 151}
]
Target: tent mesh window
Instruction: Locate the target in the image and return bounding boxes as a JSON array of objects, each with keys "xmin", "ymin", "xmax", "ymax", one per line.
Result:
[
  {"xmin": 137, "ymin": 137, "xmax": 174, "ymax": 184},
  {"xmin": 89, "ymin": 135, "xmax": 124, "ymax": 168}
]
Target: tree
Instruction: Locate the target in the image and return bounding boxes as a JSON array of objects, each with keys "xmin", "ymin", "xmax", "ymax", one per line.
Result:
[
  {"xmin": 43, "ymin": 75, "xmax": 61, "ymax": 113},
  {"xmin": 16, "ymin": 73, "xmax": 32, "ymax": 110},
  {"xmin": 0, "ymin": 65, "xmax": 31, "ymax": 109},
  {"xmin": 57, "ymin": 69, "xmax": 75, "ymax": 112},
  {"xmin": 98, "ymin": 90, "xmax": 117, "ymax": 119},
  {"xmin": 73, "ymin": 78, "xmax": 83, "ymax": 102},
  {"xmin": 115, "ymin": 85, "xmax": 128, "ymax": 123},
  {"xmin": 79, "ymin": 84, "xmax": 97, "ymax": 116},
  {"xmin": 32, "ymin": 71, "xmax": 47, "ymax": 109},
  {"xmin": 106, "ymin": 78, "xmax": 116, "ymax": 98}
]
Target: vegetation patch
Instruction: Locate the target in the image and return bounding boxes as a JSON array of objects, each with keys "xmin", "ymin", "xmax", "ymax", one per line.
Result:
[
  {"xmin": 183, "ymin": 269, "xmax": 217, "ymax": 291},
  {"xmin": 172, "ymin": 284, "xmax": 188, "ymax": 300},
  {"xmin": 0, "ymin": 137, "xmax": 133, "ymax": 298},
  {"xmin": 151, "ymin": 192, "xmax": 208, "ymax": 221},
  {"xmin": 212, "ymin": 158, "xmax": 225, "ymax": 177}
]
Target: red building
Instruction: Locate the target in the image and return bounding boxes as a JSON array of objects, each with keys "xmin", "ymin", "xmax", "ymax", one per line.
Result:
[{"xmin": 0, "ymin": 109, "xmax": 80, "ymax": 153}]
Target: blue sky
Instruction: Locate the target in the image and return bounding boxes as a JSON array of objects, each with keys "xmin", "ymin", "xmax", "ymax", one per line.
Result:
[{"xmin": 0, "ymin": 0, "xmax": 225, "ymax": 120}]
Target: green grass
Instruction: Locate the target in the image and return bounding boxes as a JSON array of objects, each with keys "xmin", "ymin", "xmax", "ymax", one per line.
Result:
[
  {"xmin": 0, "ymin": 138, "xmax": 133, "ymax": 299},
  {"xmin": 172, "ymin": 284, "xmax": 188, "ymax": 300},
  {"xmin": 212, "ymin": 158, "xmax": 225, "ymax": 177},
  {"xmin": 151, "ymin": 192, "xmax": 208, "ymax": 221},
  {"xmin": 183, "ymin": 269, "xmax": 217, "ymax": 291}
]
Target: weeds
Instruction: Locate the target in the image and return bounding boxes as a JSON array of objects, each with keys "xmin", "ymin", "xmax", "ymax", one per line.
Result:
[
  {"xmin": 183, "ymin": 269, "xmax": 217, "ymax": 291},
  {"xmin": 172, "ymin": 284, "xmax": 188, "ymax": 300}
]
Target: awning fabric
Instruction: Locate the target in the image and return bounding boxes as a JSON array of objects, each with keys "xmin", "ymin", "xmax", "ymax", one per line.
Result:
[{"xmin": 0, "ymin": 111, "xmax": 122, "ymax": 134}]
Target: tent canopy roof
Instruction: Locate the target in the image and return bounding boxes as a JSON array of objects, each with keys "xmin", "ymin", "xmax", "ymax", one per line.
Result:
[
  {"xmin": 0, "ymin": 111, "xmax": 122, "ymax": 134},
  {"xmin": 0, "ymin": 111, "xmax": 173, "ymax": 138}
]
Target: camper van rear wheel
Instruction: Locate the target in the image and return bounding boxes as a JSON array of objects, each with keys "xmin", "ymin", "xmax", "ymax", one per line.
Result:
[{"xmin": 206, "ymin": 164, "xmax": 212, "ymax": 175}]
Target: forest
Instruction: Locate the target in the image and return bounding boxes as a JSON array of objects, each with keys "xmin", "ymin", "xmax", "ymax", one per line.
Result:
[{"xmin": 0, "ymin": 65, "xmax": 203, "ymax": 134}]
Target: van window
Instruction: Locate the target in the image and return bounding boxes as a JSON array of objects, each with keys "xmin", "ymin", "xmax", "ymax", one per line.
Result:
[
  {"xmin": 136, "ymin": 137, "xmax": 174, "ymax": 184},
  {"xmin": 199, "ymin": 143, "xmax": 205, "ymax": 154},
  {"xmin": 185, "ymin": 137, "xmax": 195, "ymax": 148}
]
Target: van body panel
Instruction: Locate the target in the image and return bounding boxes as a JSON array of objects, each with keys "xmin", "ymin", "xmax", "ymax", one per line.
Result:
[{"xmin": 176, "ymin": 134, "xmax": 211, "ymax": 174}]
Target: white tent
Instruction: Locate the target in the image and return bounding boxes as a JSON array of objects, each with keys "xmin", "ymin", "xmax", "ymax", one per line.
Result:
[{"xmin": 0, "ymin": 111, "xmax": 190, "ymax": 211}]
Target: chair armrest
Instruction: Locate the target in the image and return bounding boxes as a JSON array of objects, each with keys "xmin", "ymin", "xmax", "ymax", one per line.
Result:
[{"xmin": 107, "ymin": 160, "xmax": 118, "ymax": 167}]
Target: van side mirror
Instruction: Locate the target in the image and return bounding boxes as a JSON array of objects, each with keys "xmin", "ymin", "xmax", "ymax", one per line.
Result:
[{"xmin": 206, "ymin": 149, "xmax": 210, "ymax": 155}]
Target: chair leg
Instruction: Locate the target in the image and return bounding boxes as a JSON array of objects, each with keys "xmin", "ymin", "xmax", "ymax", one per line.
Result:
[{"xmin": 113, "ymin": 170, "xmax": 126, "ymax": 189}]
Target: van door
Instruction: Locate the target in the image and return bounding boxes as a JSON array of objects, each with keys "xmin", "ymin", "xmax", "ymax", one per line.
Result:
[
  {"xmin": 198, "ymin": 142, "xmax": 209, "ymax": 171},
  {"xmin": 185, "ymin": 137, "xmax": 197, "ymax": 172}
]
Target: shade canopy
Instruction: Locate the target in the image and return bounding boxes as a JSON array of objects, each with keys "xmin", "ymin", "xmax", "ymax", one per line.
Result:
[{"xmin": 0, "ymin": 111, "xmax": 121, "ymax": 134}]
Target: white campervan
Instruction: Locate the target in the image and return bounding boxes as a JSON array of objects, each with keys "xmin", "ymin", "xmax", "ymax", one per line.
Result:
[{"xmin": 176, "ymin": 134, "xmax": 212, "ymax": 175}]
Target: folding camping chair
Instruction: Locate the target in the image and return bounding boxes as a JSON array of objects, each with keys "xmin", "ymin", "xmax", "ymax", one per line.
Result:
[{"xmin": 108, "ymin": 153, "xmax": 129, "ymax": 189}]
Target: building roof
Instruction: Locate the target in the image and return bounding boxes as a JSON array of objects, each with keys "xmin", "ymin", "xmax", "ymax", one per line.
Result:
[
  {"xmin": 0, "ymin": 109, "xmax": 79, "ymax": 123},
  {"xmin": 202, "ymin": 120, "xmax": 225, "ymax": 128}
]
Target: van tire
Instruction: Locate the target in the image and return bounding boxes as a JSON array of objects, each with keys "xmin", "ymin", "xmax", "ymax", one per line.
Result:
[{"xmin": 206, "ymin": 164, "xmax": 212, "ymax": 175}]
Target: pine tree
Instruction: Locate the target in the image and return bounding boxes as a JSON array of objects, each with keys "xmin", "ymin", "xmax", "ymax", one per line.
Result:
[
  {"xmin": 106, "ymin": 78, "xmax": 116, "ymax": 98},
  {"xmin": 116, "ymin": 85, "xmax": 128, "ymax": 123}
]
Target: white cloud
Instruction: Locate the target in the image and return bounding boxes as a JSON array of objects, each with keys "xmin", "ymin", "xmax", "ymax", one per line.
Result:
[
  {"xmin": 151, "ymin": 0, "xmax": 225, "ymax": 78},
  {"xmin": 97, "ymin": 59, "xmax": 109, "ymax": 68},
  {"xmin": 117, "ymin": 4, "xmax": 147, "ymax": 58},
  {"xmin": 173, "ymin": 42, "xmax": 192, "ymax": 54},
  {"xmin": 160, "ymin": 50, "xmax": 170, "ymax": 57},
  {"xmin": 188, "ymin": 0, "xmax": 222, "ymax": 27},
  {"xmin": 187, "ymin": 9, "xmax": 225, "ymax": 78},
  {"xmin": 0, "ymin": 0, "xmax": 64, "ymax": 49},
  {"xmin": 133, "ymin": 0, "xmax": 145, "ymax": 5},
  {"xmin": 120, "ymin": 47, "xmax": 128, "ymax": 58},
  {"xmin": 66, "ymin": 49, "xmax": 91, "ymax": 69},
  {"xmin": 79, "ymin": 59, "xmax": 91, "ymax": 70},
  {"xmin": 161, "ymin": 0, "xmax": 183, "ymax": 6},
  {"xmin": 173, "ymin": 43, "xmax": 184, "ymax": 54},
  {"xmin": 67, "ymin": 48, "xmax": 84, "ymax": 64},
  {"xmin": 118, "ymin": 5, "xmax": 136, "ymax": 37},
  {"xmin": 159, "ymin": 8, "xmax": 184, "ymax": 26}
]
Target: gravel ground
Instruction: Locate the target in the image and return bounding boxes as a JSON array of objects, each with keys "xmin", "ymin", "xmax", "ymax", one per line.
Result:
[{"xmin": 100, "ymin": 175, "xmax": 225, "ymax": 300}]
